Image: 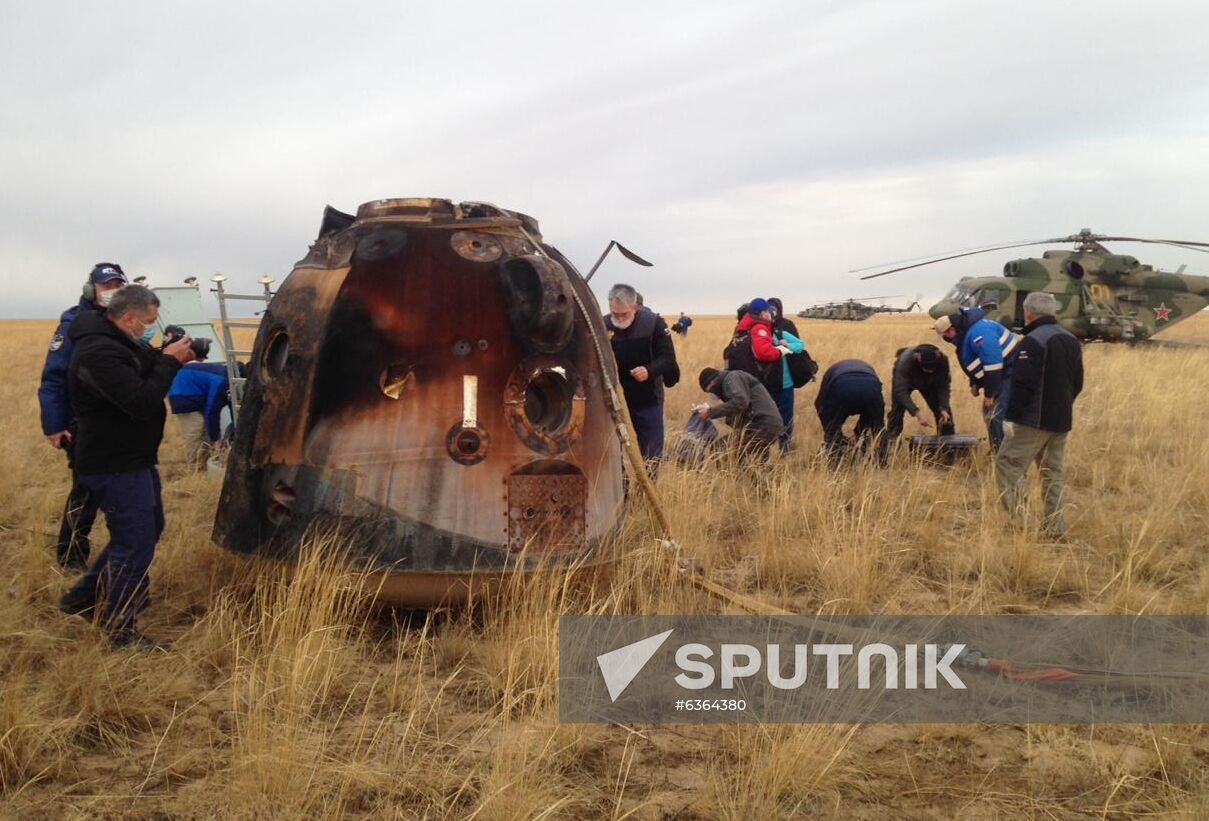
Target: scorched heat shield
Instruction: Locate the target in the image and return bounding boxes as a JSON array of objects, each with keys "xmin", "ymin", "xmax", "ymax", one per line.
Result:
[{"xmin": 212, "ymin": 198, "xmax": 627, "ymax": 605}]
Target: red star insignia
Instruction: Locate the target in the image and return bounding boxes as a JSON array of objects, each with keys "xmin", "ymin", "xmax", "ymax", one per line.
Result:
[{"xmin": 1154, "ymin": 303, "xmax": 1172, "ymax": 322}]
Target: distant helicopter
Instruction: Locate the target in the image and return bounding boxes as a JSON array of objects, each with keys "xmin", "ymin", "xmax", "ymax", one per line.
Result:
[
  {"xmin": 856, "ymin": 229, "xmax": 1209, "ymax": 341},
  {"xmin": 212, "ymin": 197, "xmax": 641, "ymax": 606},
  {"xmin": 796, "ymin": 295, "xmax": 920, "ymax": 321}
]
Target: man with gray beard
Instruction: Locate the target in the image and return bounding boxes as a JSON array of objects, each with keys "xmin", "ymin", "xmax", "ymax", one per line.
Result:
[{"xmin": 604, "ymin": 283, "xmax": 679, "ymax": 471}]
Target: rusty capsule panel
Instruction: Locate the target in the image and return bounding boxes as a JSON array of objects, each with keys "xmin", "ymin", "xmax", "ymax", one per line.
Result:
[{"xmin": 212, "ymin": 198, "xmax": 626, "ymax": 605}]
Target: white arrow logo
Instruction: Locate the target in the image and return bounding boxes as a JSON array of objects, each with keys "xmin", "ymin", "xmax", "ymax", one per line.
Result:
[{"xmin": 596, "ymin": 629, "xmax": 674, "ymax": 702}]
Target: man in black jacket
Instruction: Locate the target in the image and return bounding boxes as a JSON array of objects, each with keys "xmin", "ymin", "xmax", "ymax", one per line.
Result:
[
  {"xmin": 605, "ymin": 283, "xmax": 679, "ymax": 469},
  {"xmin": 886, "ymin": 344, "xmax": 954, "ymax": 439},
  {"xmin": 58, "ymin": 285, "xmax": 196, "ymax": 648},
  {"xmin": 996, "ymin": 292, "xmax": 1084, "ymax": 537},
  {"xmin": 814, "ymin": 360, "xmax": 886, "ymax": 465}
]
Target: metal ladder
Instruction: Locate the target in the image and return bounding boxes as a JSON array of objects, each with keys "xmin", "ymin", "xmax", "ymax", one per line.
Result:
[{"xmin": 211, "ymin": 275, "xmax": 275, "ymax": 422}]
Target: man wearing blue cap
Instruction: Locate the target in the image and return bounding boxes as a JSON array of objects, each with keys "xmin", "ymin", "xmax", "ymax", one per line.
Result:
[{"xmin": 38, "ymin": 262, "xmax": 128, "ymax": 571}]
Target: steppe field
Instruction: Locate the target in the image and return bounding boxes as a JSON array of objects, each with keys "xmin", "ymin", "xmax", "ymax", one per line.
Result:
[{"xmin": 2, "ymin": 313, "xmax": 1209, "ymax": 820}]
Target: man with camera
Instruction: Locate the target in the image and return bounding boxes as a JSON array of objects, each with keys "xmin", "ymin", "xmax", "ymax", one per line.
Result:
[
  {"xmin": 57, "ymin": 285, "xmax": 196, "ymax": 649},
  {"xmin": 38, "ymin": 263, "xmax": 129, "ymax": 571}
]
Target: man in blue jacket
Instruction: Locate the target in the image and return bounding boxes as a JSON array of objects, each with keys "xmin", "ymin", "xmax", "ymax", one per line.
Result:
[
  {"xmin": 935, "ymin": 307, "xmax": 1022, "ymax": 450},
  {"xmin": 38, "ymin": 263, "xmax": 128, "ymax": 570},
  {"xmin": 168, "ymin": 362, "xmax": 232, "ymax": 469}
]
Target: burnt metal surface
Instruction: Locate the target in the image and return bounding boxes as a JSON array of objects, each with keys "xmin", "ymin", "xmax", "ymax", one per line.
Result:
[
  {"xmin": 503, "ymin": 356, "xmax": 585, "ymax": 455},
  {"xmin": 507, "ymin": 472, "xmax": 587, "ymax": 554},
  {"xmin": 212, "ymin": 197, "xmax": 626, "ymax": 604}
]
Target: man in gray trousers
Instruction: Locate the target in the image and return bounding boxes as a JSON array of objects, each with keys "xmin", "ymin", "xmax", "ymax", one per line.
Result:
[{"xmin": 996, "ymin": 292, "xmax": 1084, "ymax": 537}]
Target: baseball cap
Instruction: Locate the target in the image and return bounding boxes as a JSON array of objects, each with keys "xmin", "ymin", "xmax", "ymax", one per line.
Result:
[{"xmin": 89, "ymin": 263, "xmax": 128, "ymax": 285}]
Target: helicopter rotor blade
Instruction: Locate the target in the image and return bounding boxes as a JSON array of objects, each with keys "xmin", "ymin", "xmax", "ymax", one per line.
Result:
[
  {"xmin": 1162, "ymin": 242, "xmax": 1209, "ymax": 255},
  {"xmin": 1091, "ymin": 236, "xmax": 1209, "ymax": 249},
  {"xmin": 1093, "ymin": 237, "xmax": 1209, "ymax": 254},
  {"xmin": 856, "ymin": 238, "xmax": 1072, "ymax": 280},
  {"xmin": 848, "ymin": 238, "xmax": 1051, "ymax": 274},
  {"xmin": 855, "ymin": 232, "xmax": 1209, "ymax": 282}
]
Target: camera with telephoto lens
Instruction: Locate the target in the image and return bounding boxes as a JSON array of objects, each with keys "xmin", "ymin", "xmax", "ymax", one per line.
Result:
[{"xmin": 162, "ymin": 325, "xmax": 211, "ymax": 361}]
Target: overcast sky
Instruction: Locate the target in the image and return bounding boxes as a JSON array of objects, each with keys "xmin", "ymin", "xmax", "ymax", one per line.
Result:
[{"xmin": 3, "ymin": 0, "xmax": 1209, "ymax": 318}]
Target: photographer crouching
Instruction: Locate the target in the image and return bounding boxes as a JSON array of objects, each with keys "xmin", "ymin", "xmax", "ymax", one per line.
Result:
[{"xmin": 57, "ymin": 285, "xmax": 196, "ymax": 649}]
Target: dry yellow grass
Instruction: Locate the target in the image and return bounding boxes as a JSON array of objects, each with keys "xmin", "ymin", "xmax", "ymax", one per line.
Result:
[{"xmin": 2, "ymin": 313, "xmax": 1208, "ymax": 819}]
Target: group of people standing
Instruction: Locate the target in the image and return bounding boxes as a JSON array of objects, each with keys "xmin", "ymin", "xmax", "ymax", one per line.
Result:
[
  {"xmin": 606, "ymin": 285, "xmax": 1084, "ymax": 538},
  {"xmin": 605, "ymin": 289, "xmax": 810, "ymax": 466}
]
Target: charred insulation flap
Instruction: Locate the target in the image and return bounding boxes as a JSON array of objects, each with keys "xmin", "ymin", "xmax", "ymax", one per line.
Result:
[{"xmin": 317, "ymin": 205, "xmax": 356, "ymax": 239}]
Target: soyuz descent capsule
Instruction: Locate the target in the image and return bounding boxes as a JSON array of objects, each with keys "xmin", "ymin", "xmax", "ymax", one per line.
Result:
[{"xmin": 212, "ymin": 198, "xmax": 627, "ymax": 605}]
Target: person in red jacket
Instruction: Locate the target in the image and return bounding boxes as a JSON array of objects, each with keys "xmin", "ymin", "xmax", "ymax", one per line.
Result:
[{"xmin": 723, "ymin": 298, "xmax": 789, "ymax": 395}]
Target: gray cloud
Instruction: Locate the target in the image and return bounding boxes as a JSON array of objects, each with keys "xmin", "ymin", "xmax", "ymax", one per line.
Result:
[{"xmin": 3, "ymin": 0, "xmax": 1208, "ymax": 318}]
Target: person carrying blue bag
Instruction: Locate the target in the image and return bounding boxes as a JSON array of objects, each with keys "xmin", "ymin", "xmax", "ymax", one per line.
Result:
[{"xmin": 767, "ymin": 298, "xmax": 817, "ymax": 452}]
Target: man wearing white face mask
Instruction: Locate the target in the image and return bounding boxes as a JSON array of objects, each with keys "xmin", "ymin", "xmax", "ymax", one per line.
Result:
[
  {"xmin": 58, "ymin": 284, "xmax": 196, "ymax": 649},
  {"xmin": 604, "ymin": 283, "xmax": 679, "ymax": 472},
  {"xmin": 38, "ymin": 263, "xmax": 128, "ymax": 571}
]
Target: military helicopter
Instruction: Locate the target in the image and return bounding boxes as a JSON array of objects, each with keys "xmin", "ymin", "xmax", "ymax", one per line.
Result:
[
  {"xmin": 856, "ymin": 229, "xmax": 1209, "ymax": 341},
  {"xmin": 212, "ymin": 197, "xmax": 643, "ymax": 606},
  {"xmin": 796, "ymin": 295, "xmax": 920, "ymax": 321}
]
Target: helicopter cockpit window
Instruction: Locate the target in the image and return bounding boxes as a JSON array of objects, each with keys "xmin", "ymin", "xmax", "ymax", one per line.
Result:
[
  {"xmin": 974, "ymin": 287, "xmax": 1008, "ymax": 310},
  {"xmin": 943, "ymin": 284, "xmax": 975, "ymax": 306}
]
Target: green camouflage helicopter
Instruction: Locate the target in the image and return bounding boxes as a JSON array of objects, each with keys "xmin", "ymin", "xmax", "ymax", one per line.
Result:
[
  {"xmin": 797, "ymin": 295, "xmax": 920, "ymax": 321},
  {"xmin": 856, "ymin": 229, "xmax": 1209, "ymax": 341}
]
